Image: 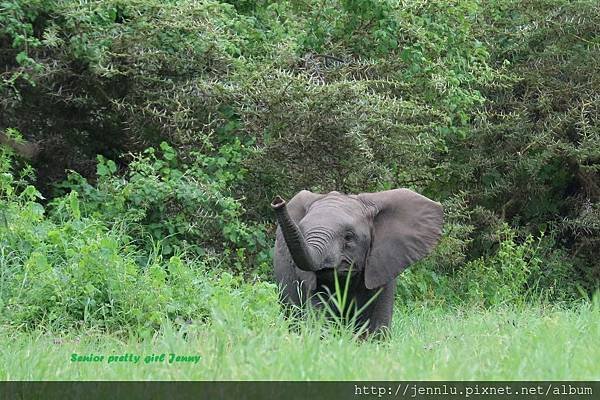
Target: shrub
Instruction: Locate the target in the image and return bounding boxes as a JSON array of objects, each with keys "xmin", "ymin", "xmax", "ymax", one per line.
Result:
[
  {"xmin": 397, "ymin": 222, "xmax": 581, "ymax": 308},
  {"xmin": 0, "ymin": 147, "xmax": 276, "ymax": 332},
  {"xmin": 455, "ymin": 224, "xmax": 543, "ymax": 307},
  {"xmin": 455, "ymin": 0, "xmax": 600, "ymax": 292},
  {"xmin": 54, "ymin": 141, "xmax": 271, "ymax": 276},
  {"xmin": 0, "ymin": 186, "xmax": 210, "ymax": 331}
]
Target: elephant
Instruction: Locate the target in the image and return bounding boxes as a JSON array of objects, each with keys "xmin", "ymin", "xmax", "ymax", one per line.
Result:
[{"xmin": 271, "ymin": 188, "xmax": 443, "ymax": 336}]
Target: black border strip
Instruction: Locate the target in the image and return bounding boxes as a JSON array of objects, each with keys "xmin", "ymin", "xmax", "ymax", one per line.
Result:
[{"xmin": 0, "ymin": 381, "xmax": 598, "ymax": 400}]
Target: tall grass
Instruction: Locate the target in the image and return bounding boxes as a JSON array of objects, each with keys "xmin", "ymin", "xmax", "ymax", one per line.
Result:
[{"xmin": 1, "ymin": 301, "xmax": 598, "ymax": 380}]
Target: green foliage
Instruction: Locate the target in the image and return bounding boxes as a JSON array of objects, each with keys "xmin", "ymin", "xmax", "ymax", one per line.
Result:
[
  {"xmin": 2, "ymin": 0, "xmax": 497, "ymax": 197},
  {"xmin": 295, "ymin": 0, "xmax": 494, "ymax": 133},
  {"xmin": 0, "ymin": 128, "xmax": 37, "ymax": 197},
  {"xmin": 0, "ymin": 148, "xmax": 275, "ymax": 331},
  {"xmin": 0, "ymin": 0, "xmax": 599, "ymax": 332},
  {"xmin": 0, "ymin": 0, "xmax": 48, "ymax": 94},
  {"xmin": 456, "ymin": 224, "xmax": 543, "ymax": 307},
  {"xmin": 55, "ymin": 140, "xmax": 269, "ymax": 271},
  {"xmin": 208, "ymin": 272, "xmax": 280, "ymax": 333},
  {"xmin": 1, "ymin": 182, "xmax": 204, "ymax": 330},
  {"xmin": 397, "ymin": 223, "xmax": 580, "ymax": 307},
  {"xmin": 445, "ymin": 0, "xmax": 600, "ymax": 294}
]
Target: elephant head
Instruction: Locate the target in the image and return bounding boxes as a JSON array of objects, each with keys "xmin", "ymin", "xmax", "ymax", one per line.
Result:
[{"xmin": 271, "ymin": 189, "xmax": 443, "ymax": 289}]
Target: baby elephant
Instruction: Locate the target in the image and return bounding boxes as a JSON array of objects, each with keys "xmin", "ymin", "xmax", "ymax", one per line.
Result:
[{"xmin": 271, "ymin": 189, "xmax": 443, "ymax": 336}]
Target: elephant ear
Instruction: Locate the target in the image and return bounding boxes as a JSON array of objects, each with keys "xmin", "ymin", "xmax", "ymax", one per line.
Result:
[{"xmin": 358, "ymin": 189, "xmax": 443, "ymax": 290}]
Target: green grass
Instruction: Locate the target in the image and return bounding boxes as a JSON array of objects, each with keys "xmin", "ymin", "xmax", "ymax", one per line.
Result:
[{"xmin": 1, "ymin": 302, "xmax": 598, "ymax": 380}]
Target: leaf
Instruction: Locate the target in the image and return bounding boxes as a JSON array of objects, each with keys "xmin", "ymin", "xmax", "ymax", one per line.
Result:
[
  {"xmin": 15, "ymin": 51, "xmax": 31, "ymax": 65},
  {"xmin": 69, "ymin": 191, "xmax": 81, "ymax": 219},
  {"xmin": 107, "ymin": 160, "xmax": 117, "ymax": 174},
  {"xmin": 97, "ymin": 164, "xmax": 108, "ymax": 177}
]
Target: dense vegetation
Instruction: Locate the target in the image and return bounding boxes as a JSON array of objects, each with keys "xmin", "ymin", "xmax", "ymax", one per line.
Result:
[{"xmin": 0, "ymin": 0, "xmax": 598, "ymax": 363}]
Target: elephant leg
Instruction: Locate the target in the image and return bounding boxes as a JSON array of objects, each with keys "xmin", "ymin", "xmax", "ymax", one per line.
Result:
[{"xmin": 365, "ymin": 280, "xmax": 396, "ymax": 336}]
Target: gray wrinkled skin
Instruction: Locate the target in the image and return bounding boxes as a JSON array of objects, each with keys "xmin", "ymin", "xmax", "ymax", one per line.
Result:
[{"xmin": 272, "ymin": 189, "xmax": 444, "ymax": 336}]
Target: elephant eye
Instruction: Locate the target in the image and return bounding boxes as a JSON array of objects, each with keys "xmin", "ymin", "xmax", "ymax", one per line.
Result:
[{"xmin": 344, "ymin": 231, "xmax": 355, "ymax": 242}]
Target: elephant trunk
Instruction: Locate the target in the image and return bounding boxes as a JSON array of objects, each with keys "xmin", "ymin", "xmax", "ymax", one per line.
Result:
[{"xmin": 271, "ymin": 195, "xmax": 318, "ymax": 272}]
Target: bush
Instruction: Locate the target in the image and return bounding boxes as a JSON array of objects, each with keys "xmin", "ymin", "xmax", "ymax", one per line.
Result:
[
  {"xmin": 0, "ymin": 147, "xmax": 276, "ymax": 331},
  {"xmin": 397, "ymin": 223, "xmax": 580, "ymax": 308},
  {"xmin": 1, "ymin": 186, "xmax": 208, "ymax": 331},
  {"xmin": 456, "ymin": 224, "xmax": 543, "ymax": 307},
  {"xmin": 54, "ymin": 140, "xmax": 270, "ymax": 269},
  {"xmin": 453, "ymin": 0, "xmax": 600, "ymax": 292}
]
